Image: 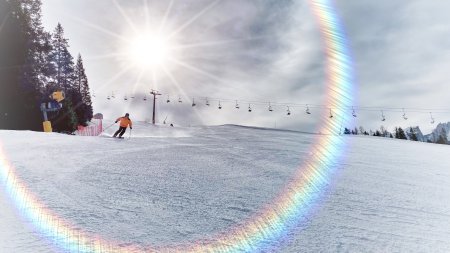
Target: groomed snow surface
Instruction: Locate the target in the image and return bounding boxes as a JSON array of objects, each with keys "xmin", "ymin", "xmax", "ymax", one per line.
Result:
[{"xmin": 1, "ymin": 122, "xmax": 450, "ymax": 252}]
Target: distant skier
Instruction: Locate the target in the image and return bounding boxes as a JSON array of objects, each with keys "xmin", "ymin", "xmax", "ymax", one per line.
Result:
[{"xmin": 113, "ymin": 113, "xmax": 132, "ymax": 138}]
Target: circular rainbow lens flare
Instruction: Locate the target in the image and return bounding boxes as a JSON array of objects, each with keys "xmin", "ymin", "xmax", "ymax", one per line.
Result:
[{"xmin": 0, "ymin": 0, "xmax": 354, "ymax": 252}]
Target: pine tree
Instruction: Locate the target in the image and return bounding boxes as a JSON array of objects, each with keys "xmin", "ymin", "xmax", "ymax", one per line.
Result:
[
  {"xmin": 74, "ymin": 54, "xmax": 93, "ymax": 125},
  {"xmin": 50, "ymin": 23, "xmax": 75, "ymax": 90},
  {"xmin": 410, "ymin": 127, "xmax": 418, "ymax": 141},
  {"xmin": 380, "ymin": 125, "xmax": 388, "ymax": 137},
  {"xmin": 397, "ymin": 127, "xmax": 407, "ymax": 140},
  {"xmin": 48, "ymin": 23, "xmax": 78, "ymax": 132},
  {"xmin": 436, "ymin": 128, "xmax": 448, "ymax": 145},
  {"xmin": 359, "ymin": 126, "xmax": 365, "ymax": 135},
  {"xmin": 344, "ymin": 127, "xmax": 351, "ymax": 134},
  {"xmin": 17, "ymin": 0, "xmax": 54, "ymax": 92},
  {"xmin": 0, "ymin": 0, "xmax": 42, "ymax": 130},
  {"xmin": 442, "ymin": 128, "xmax": 448, "ymax": 144}
]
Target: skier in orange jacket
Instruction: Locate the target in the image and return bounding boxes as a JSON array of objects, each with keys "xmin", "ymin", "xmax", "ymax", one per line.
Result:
[{"xmin": 113, "ymin": 113, "xmax": 132, "ymax": 138}]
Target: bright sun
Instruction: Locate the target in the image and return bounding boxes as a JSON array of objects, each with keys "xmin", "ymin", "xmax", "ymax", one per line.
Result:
[{"xmin": 127, "ymin": 34, "xmax": 172, "ymax": 68}]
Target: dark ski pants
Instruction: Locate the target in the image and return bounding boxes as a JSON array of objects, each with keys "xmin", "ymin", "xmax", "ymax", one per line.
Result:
[{"xmin": 113, "ymin": 127, "xmax": 127, "ymax": 137}]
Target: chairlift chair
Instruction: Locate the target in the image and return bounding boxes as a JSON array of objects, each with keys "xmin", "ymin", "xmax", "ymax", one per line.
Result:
[
  {"xmin": 107, "ymin": 96, "xmax": 111, "ymax": 100},
  {"xmin": 430, "ymin": 112, "xmax": 435, "ymax": 124},
  {"xmin": 205, "ymin": 98, "xmax": 210, "ymax": 106},
  {"xmin": 143, "ymin": 96, "xmax": 147, "ymax": 101},
  {"xmin": 287, "ymin": 106, "xmax": 291, "ymax": 116},
  {"xmin": 352, "ymin": 106, "xmax": 357, "ymax": 117},
  {"xmin": 268, "ymin": 103, "xmax": 273, "ymax": 112},
  {"xmin": 248, "ymin": 104, "xmax": 252, "ymax": 112},
  {"xmin": 218, "ymin": 101, "xmax": 222, "ymax": 110},
  {"xmin": 306, "ymin": 105, "xmax": 311, "ymax": 115},
  {"xmin": 235, "ymin": 101, "xmax": 240, "ymax": 109},
  {"xmin": 167, "ymin": 96, "xmax": 170, "ymax": 103},
  {"xmin": 402, "ymin": 108, "xmax": 408, "ymax": 120},
  {"xmin": 329, "ymin": 109, "xmax": 334, "ymax": 118},
  {"xmin": 124, "ymin": 96, "xmax": 128, "ymax": 101},
  {"xmin": 192, "ymin": 98, "xmax": 196, "ymax": 107},
  {"xmin": 381, "ymin": 110, "xmax": 386, "ymax": 121},
  {"xmin": 178, "ymin": 96, "xmax": 182, "ymax": 103}
]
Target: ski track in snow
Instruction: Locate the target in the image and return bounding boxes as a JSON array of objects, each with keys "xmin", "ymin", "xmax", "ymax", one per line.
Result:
[{"xmin": 1, "ymin": 123, "xmax": 450, "ymax": 252}]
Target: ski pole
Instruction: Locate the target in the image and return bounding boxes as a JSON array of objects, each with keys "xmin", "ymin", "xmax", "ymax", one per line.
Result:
[
  {"xmin": 101, "ymin": 122, "xmax": 116, "ymax": 133},
  {"xmin": 129, "ymin": 129, "xmax": 132, "ymax": 140}
]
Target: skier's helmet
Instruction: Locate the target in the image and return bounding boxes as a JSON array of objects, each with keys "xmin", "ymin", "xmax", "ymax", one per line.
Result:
[{"xmin": 125, "ymin": 113, "xmax": 130, "ymax": 117}]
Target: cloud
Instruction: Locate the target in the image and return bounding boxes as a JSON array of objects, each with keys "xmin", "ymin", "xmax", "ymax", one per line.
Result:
[{"xmin": 336, "ymin": 0, "xmax": 450, "ymax": 133}]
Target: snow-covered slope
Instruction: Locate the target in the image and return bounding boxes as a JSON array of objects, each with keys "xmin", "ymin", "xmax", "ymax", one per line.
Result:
[{"xmin": 1, "ymin": 124, "xmax": 450, "ymax": 252}]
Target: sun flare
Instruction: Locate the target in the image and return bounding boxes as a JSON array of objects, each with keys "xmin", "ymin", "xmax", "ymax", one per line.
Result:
[{"xmin": 127, "ymin": 34, "xmax": 172, "ymax": 68}]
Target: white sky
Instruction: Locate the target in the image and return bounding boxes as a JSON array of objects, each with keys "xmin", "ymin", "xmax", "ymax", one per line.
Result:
[{"xmin": 41, "ymin": 0, "xmax": 450, "ymax": 134}]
